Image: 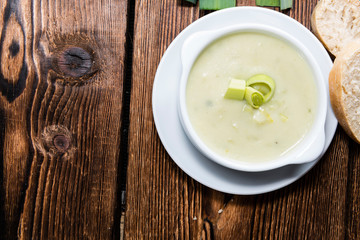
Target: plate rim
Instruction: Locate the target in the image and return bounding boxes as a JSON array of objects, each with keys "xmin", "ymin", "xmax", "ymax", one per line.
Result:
[{"xmin": 152, "ymin": 6, "xmax": 337, "ymax": 195}]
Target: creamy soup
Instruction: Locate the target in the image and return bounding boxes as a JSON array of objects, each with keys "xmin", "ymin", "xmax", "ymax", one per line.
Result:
[{"xmin": 186, "ymin": 32, "xmax": 317, "ymax": 163}]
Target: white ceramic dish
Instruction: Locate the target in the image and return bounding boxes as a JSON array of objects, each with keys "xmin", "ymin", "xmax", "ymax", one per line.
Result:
[
  {"xmin": 152, "ymin": 7, "xmax": 337, "ymax": 194},
  {"xmin": 178, "ymin": 23, "xmax": 327, "ymax": 172}
]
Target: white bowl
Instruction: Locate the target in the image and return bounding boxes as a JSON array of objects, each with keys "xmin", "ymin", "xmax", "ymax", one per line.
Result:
[{"xmin": 178, "ymin": 23, "xmax": 327, "ymax": 172}]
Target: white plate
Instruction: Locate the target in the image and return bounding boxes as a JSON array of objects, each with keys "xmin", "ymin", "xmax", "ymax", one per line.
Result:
[{"xmin": 152, "ymin": 7, "xmax": 337, "ymax": 195}]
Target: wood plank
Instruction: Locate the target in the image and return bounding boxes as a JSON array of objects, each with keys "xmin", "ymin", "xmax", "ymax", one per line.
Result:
[
  {"xmin": 125, "ymin": 1, "xmax": 203, "ymax": 239},
  {"xmin": 126, "ymin": 0, "xmax": 359, "ymax": 239},
  {"xmin": 0, "ymin": 0, "xmax": 127, "ymax": 239}
]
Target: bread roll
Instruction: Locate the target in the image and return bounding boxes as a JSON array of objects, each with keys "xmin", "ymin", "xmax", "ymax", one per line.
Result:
[
  {"xmin": 329, "ymin": 41, "xmax": 360, "ymax": 143},
  {"xmin": 311, "ymin": 0, "xmax": 360, "ymax": 56}
]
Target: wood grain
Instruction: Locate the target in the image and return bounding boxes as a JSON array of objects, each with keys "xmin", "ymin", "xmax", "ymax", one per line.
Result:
[
  {"xmin": 125, "ymin": 0, "xmax": 360, "ymax": 239},
  {"xmin": 125, "ymin": 0, "xmax": 202, "ymax": 239},
  {"xmin": 0, "ymin": 0, "xmax": 127, "ymax": 239},
  {"xmin": 1, "ymin": 0, "xmax": 359, "ymax": 239}
]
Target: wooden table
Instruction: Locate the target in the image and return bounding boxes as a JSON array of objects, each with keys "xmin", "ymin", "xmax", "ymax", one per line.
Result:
[{"xmin": 0, "ymin": 0, "xmax": 359, "ymax": 239}]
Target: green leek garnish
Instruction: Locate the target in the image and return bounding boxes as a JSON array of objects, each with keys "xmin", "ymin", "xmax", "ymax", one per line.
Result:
[
  {"xmin": 199, "ymin": 0, "xmax": 236, "ymax": 10},
  {"xmin": 224, "ymin": 74, "xmax": 276, "ymax": 109},
  {"xmin": 224, "ymin": 78, "xmax": 246, "ymax": 100},
  {"xmin": 185, "ymin": 0, "xmax": 292, "ymax": 10},
  {"xmin": 255, "ymin": 0, "xmax": 293, "ymax": 9},
  {"xmin": 246, "ymin": 74, "xmax": 275, "ymax": 103},
  {"xmin": 280, "ymin": 0, "xmax": 293, "ymax": 10},
  {"xmin": 255, "ymin": 0, "xmax": 280, "ymax": 7},
  {"xmin": 245, "ymin": 87, "xmax": 264, "ymax": 109}
]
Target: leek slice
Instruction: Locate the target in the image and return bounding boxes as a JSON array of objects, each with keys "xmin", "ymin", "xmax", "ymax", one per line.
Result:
[
  {"xmin": 255, "ymin": 0, "xmax": 280, "ymax": 7},
  {"xmin": 199, "ymin": 0, "xmax": 236, "ymax": 10},
  {"xmin": 280, "ymin": 113, "xmax": 288, "ymax": 122},
  {"xmin": 245, "ymin": 87, "xmax": 264, "ymax": 109},
  {"xmin": 224, "ymin": 78, "xmax": 246, "ymax": 100},
  {"xmin": 255, "ymin": 0, "xmax": 293, "ymax": 9},
  {"xmin": 280, "ymin": 0, "xmax": 293, "ymax": 10},
  {"xmin": 246, "ymin": 74, "xmax": 275, "ymax": 103}
]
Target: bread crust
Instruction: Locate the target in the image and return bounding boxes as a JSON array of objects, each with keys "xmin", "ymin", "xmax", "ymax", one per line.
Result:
[
  {"xmin": 311, "ymin": 0, "xmax": 360, "ymax": 57},
  {"xmin": 311, "ymin": 1, "xmax": 330, "ymax": 55},
  {"xmin": 329, "ymin": 42, "xmax": 360, "ymax": 143}
]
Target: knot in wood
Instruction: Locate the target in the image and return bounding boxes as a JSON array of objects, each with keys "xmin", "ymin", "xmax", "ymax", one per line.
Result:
[
  {"xmin": 38, "ymin": 125, "xmax": 74, "ymax": 156},
  {"xmin": 58, "ymin": 47, "xmax": 92, "ymax": 78},
  {"xmin": 53, "ymin": 135, "xmax": 70, "ymax": 152},
  {"xmin": 9, "ymin": 40, "xmax": 20, "ymax": 57}
]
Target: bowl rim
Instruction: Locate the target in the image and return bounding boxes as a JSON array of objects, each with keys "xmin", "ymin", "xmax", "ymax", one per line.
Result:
[{"xmin": 178, "ymin": 23, "xmax": 328, "ymax": 172}]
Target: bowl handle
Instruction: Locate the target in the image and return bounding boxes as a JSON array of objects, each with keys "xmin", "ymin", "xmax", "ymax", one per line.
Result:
[{"xmin": 292, "ymin": 127, "xmax": 326, "ymax": 164}]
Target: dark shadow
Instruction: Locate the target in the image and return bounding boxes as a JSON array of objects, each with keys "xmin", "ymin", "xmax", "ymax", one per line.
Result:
[
  {"xmin": 0, "ymin": 109, "xmax": 5, "ymax": 239},
  {"xmin": 345, "ymin": 137, "xmax": 359, "ymax": 239},
  {"xmin": 177, "ymin": 0, "xmax": 197, "ymax": 7},
  {"xmin": 113, "ymin": 0, "xmax": 136, "ymax": 239}
]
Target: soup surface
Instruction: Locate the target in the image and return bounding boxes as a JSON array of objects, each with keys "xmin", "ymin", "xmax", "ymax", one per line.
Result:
[{"xmin": 186, "ymin": 32, "xmax": 317, "ymax": 163}]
